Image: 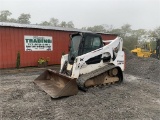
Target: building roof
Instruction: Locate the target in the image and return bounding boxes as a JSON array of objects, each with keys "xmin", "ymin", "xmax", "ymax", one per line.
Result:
[
  {"xmin": 0, "ymin": 22, "xmax": 90, "ymax": 32},
  {"xmin": 0, "ymin": 22, "xmax": 118, "ymax": 35}
]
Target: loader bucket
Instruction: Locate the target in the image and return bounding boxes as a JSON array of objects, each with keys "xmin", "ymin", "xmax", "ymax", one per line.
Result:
[{"xmin": 34, "ymin": 69, "xmax": 78, "ymax": 98}]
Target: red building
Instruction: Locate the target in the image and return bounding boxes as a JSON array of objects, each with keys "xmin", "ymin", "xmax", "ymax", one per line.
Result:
[{"xmin": 0, "ymin": 22, "xmax": 117, "ymax": 69}]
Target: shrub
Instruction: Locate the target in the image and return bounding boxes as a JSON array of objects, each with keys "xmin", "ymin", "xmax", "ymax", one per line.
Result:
[{"xmin": 16, "ymin": 51, "xmax": 20, "ymax": 69}]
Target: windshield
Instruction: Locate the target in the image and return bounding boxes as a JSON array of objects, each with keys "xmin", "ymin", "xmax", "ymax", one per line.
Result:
[
  {"xmin": 68, "ymin": 35, "xmax": 82, "ymax": 64},
  {"xmin": 70, "ymin": 35, "xmax": 82, "ymax": 57}
]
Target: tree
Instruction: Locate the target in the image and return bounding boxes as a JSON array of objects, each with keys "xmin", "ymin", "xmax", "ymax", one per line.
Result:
[
  {"xmin": 40, "ymin": 18, "xmax": 58, "ymax": 26},
  {"xmin": 0, "ymin": 10, "xmax": 12, "ymax": 22},
  {"xmin": 132, "ymin": 29, "xmax": 146, "ymax": 37},
  {"xmin": 50, "ymin": 18, "xmax": 59, "ymax": 26},
  {"xmin": 67, "ymin": 21, "xmax": 74, "ymax": 28},
  {"xmin": 155, "ymin": 26, "xmax": 160, "ymax": 38},
  {"xmin": 149, "ymin": 26, "xmax": 160, "ymax": 38},
  {"xmin": 8, "ymin": 18, "xmax": 17, "ymax": 23},
  {"xmin": 60, "ymin": 21, "xmax": 67, "ymax": 27},
  {"xmin": 81, "ymin": 27, "xmax": 87, "ymax": 30},
  {"xmin": 110, "ymin": 24, "xmax": 138, "ymax": 50},
  {"xmin": 123, "ymin": 36, "xmax": 138, "ymax": 50},
  {"xmin": 39, "ymin": 18, "xmax": 75, "ymax": 28},
  {"xmin": 87, "ymin": 25, "xmax": 106, "ymax": 32},
  {"xmin": 121, "ymin": 24, "xmax": 132, "ymax": 37},
  {"xmin": 110, "ymin": 28, "xmax": 122, "ymax": 35},
  {"xmin": 40, "ymin": 21, "xmax": 51, "ymax": 26},
  {"xmin": 102, "ymin": 24, "xmax": 114, "ymax": 32},
  {"xmin": 17, "ymin": 13, "xmax": 31, "ymax": 24}
]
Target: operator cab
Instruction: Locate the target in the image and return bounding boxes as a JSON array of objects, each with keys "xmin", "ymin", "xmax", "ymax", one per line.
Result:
[{"xmin": 68, "ymin": 32, "xmax": 103, "ymax": 64}]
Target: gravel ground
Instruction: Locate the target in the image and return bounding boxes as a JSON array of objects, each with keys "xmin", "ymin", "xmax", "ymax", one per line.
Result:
[
  {"xmin": 124, "ymin": 49, "xmax": 160, "ymax": 83},
  {"xmin": 1, "ymin": 63, "xmax": 160, "ymax": 120},
  {"xmin": 0, "ymin": 50, "xmax": 160, "ymax": 120}
]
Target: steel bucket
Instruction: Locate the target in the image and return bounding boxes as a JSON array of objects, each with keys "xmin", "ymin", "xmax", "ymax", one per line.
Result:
[{"xmin": 34, "ymin": 69, "xmax": 78, "ymax": 98}]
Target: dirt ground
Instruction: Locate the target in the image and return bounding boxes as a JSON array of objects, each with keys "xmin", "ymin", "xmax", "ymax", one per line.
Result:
[{"xmin": 0, "ymin": 66, "xmax": 160, "ymax": 120}]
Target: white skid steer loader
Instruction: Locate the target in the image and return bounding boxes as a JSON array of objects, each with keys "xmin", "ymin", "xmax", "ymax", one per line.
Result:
[{"xmin": 34, "ymin": 32, "xmax": 125, "ymax": 98}]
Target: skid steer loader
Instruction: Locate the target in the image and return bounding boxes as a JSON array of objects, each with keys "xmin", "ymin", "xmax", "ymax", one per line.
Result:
[{"xmin": 34, "ymin": 32, "xmax": 125, "ymax": 98}]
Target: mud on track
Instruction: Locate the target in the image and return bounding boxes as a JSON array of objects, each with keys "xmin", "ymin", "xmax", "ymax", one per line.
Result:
[{"xmin": 0, "ymin": 66, "xmax": 160, "ymax": 120}]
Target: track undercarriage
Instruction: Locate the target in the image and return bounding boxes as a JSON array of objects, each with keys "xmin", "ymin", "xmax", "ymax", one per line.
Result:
[{"xmin": 77, "ymin": 65, "xmax": 123, "ymax": 91}]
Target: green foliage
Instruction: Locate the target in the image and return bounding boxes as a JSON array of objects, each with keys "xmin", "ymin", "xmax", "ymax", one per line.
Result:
[
  {"xmin": 67, "ymin": 21, "xmax": 74, "ymax": 28},
  {"xmin": 38, "ymin": 57, "xmax": 50, "ymax": 64},
  {"xmin": 149, "ymin": 26, "xmax": 160, "ymax": 38},
  {"xmin": 109, "ymin": 28, "xmax": 122, "ymax": 35},
  {"xmin": 40, "ymin": 21, "xmax": 51, "ymax": 26},
  {"xmin": 50, "ymin": 17, "xmax": 59, "ymax": 26},
  {"xmin": 60, "ymin": 21, "xmax": 67, "ymax": 27},
  {"xmin": 18, "ymin": 13, "xmax": 31, "ymax": 24},
  {"xmin": 110, "ymin": 24, "xmax": 145, "ymax": 50},
  {"xmin": 8, "ymin": 18, "xmax": 17, "ymax": 23},
  {"xmin": 150, "ymin": 40, "xmax": 157, "ymax": 51},
  {"xmin": 40, "ymin": 18, "xmax": 75, "ymax": 28},
  {"xmin": 86, "ymin": 25, "xmax": 106, "ymax": 32},
  {"xmin": 0, "ymin": 10, "xmax": 11, "ymax": 22},
  {"xmin": 121, "ymin": 24, "xmax": 131, "ymax": 36},
  {"xmin": 16, "ymin": 51, "xmax": 20, "ymax": 69},
  {"xmin": 0, "ymin": 10, "xmax": 31, "ymax": 24},
  {"xmin": 123, "ymin": 36, "xmax": 138, "ymax": 51},
  {"xmin": 38, "ymin": 58, "xmax": 46, "ymax": 64}
]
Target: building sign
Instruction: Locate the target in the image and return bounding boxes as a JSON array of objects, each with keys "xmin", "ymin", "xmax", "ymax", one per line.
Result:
[{"xmin": 24, "ymin": 36, "xmax": 53, "ymax": 51}]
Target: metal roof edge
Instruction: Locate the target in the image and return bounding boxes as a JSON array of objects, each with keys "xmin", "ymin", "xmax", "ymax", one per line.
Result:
[
  {"xmin": 0, "ymin": 22, "xmax": 117, "ymax": 35},
  {"xmin": 0, "ymin": 22, "xmax": 90, "ymax": 32}
]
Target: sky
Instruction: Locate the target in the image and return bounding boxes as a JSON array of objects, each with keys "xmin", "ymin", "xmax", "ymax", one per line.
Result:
[{"xmin": 0, "ymin": 0, "xmax": 160, "ymax": 30}]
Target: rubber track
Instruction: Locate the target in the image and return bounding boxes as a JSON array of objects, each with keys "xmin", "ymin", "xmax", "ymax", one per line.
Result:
[{"xmin": 77, "ymin": 64, "xmax": 119, "ymax": 91}]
